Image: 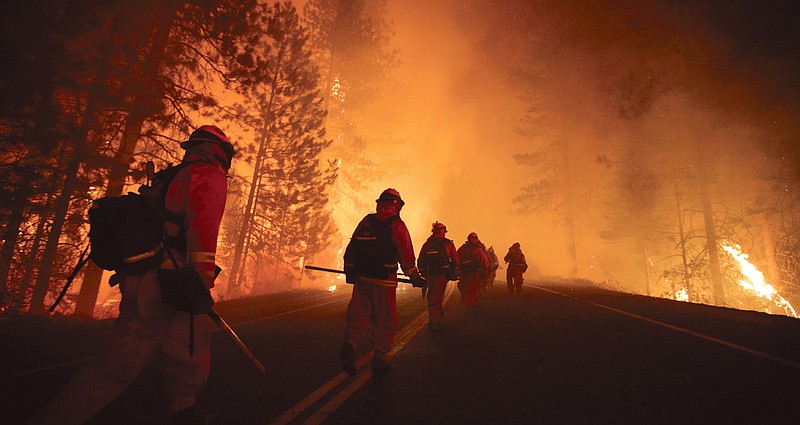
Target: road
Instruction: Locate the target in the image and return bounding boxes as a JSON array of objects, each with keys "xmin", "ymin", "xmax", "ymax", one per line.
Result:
[{"xmin": 2, "ymin": 279, "xmax": 799, "ymax": 424}]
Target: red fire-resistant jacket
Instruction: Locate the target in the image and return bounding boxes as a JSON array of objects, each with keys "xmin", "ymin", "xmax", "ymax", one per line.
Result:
[{"xmin": 163, "ymin": 147, "xmax": 229, "ymax": 288}]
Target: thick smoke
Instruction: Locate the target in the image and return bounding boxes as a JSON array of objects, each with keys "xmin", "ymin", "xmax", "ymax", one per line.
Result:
[{"xmin": 355, "ymin": 0, "xmax": 800, "ymax": 292}]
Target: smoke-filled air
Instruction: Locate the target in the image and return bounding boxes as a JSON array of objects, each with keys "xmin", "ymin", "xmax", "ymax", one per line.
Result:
[{"xmin": 2, "ymin": 0, "xmax": 799, "ymax": 319}]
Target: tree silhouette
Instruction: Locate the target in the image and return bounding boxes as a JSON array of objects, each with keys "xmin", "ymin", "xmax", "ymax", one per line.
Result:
[{"xmin": 222, "ymin": 2, "xmax": 336, "ymax": 295}]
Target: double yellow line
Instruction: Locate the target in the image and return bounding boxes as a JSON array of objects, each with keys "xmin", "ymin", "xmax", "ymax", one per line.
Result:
[{"xmin": 268, "ymin": 285, "xmax": 455, "ymax": 425}]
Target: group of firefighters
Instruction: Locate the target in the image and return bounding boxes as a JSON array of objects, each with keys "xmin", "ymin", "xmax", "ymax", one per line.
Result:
[
  {"xmin": 418, "ymin": 223, "xmax": 528, "ymax": 326},
  {"xmin": 32, "ymin": 124, "xmax": 530, "ymax": 425},
  {"xmin": 340, "ymin": 188, "xmax": 529, "ymax": 377}
]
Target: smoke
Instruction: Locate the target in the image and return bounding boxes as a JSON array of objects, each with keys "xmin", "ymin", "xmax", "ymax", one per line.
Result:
[{"xmin": 343, "ymin": 0, "xmax": 800, "ymax": 289}]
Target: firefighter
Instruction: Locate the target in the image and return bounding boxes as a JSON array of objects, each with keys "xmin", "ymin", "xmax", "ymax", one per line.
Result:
[
  {"xmin": 341, "ymin": 188, "xmax": 425, "ymax": 375},
  {"xmin": 504, "ymin": 242, "xmax": 528, "ymax": 294},
  {"xmin": 417, "ymin": 221, "xmax": 460, "ymax": 330},
  {"xmin": 456, "ymin": 232, "xmax": 490, "ymax": 312},
  {"xmin": 32, "ymin": 125, "xmax": 234, "ymax": 425},
  {"xmin": 485, "ymin": 246, "xmax": 500, "ymax": 290},
  {"xmin": 476, "ymin": 241, "xmax": 488, "ymax": 295}
]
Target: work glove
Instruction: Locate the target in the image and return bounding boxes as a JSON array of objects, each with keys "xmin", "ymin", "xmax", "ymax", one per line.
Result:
[
  {"xmin": 158, "ymin": 265, "xmax": 214, "ymax": 314},
  {"xmin": 344, "ymin": 264, "xmax": 356, "ymax": 284},
  {"xmin": 410, "ymin": 274, "xmax": 427, "ymax": 288}
]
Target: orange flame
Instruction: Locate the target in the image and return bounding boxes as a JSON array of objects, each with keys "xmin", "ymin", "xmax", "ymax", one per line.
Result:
[{"xmin": 721, "ymin": 242, "xmax": 797, "ymax": 318}]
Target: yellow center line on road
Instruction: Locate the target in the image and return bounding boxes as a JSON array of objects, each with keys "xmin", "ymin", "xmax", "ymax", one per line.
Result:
[
  {"xmin": 530, "ymin": 284, "xmax": 800, "ymax": 369},
  {"xmin": 267, "ymin": 285, "xmax": 455, "ymax": 425},
  {"xmin": 300, "ymin": 313, "xmax": 430, "ymax": 425}
]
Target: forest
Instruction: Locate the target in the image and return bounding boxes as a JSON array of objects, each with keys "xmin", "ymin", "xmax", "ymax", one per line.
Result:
[
  {"xmin": 2, "ymin": 0, "xmax": 799, "ymax": 319},
  {"xmin": 0, "ymin": 0, "xmax": 398, "ymax": 317}
]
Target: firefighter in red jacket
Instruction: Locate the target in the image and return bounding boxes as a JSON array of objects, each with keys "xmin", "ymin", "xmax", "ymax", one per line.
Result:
[
  {"xmin": 341, "ymin": 188, "xmax": 425, "ymax": 375},
  {"xmin": 417, "ymin": 221, "xmax": 459, "ymax": 330},
  {"xmin": 456, "ymin": 232, "xmax": 490, "ymax": 312},
  {"xmin": 33, "ymin": 125, "xmax": 233, "ymax": 425},
  {"xmin": 504, "ymin": 242, "xmax": 528, "ymax": 294}
]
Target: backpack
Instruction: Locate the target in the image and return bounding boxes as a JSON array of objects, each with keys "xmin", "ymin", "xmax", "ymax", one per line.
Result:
[
  {"xmin": 459, "ymin": 245, "xmax": 479, "ymax": 273},
  {"xmin": 87, "ymin": 161, "xmax": 198, "ymax": 273},
  {"xmin": 343, "ymin": 214, "xmax": 400, "ymax": 281},
  {"xmin": 419, "ymin": 238, "xmax": 453, "ymax": 276}
]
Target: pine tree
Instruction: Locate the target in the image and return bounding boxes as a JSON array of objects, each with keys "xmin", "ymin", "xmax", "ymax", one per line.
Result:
[{"xmin": 223, "ymin": 2, "xmax": 336, "ymax": 295}]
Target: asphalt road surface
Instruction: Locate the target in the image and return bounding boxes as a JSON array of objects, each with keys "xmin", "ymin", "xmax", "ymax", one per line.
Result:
[{"xmin": 2, "ymin": 279, "xmax": 799, "ymax": 425}]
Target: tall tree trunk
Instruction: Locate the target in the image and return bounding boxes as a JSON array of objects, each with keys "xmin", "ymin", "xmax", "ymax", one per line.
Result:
[
  {"xmin": 228, "ymin": 39, "xmax": 287, "ymax": 293},
  {"xmin": 74, "ymin": 3, "xmax": 178, "ymax": 317},
  {"xmin": 229, "ymin": 130, "xmax": 269, "ymax": 294},
  {"xmin": 25, "ymin": 6, "xmax": 127, "ymax": 314},
  {"xmin": 16, "ymin": 182, "xmax": 58, "ymax": 309},
  {"xmin": 0, "ymin": 182, "xmax": 33, "ymax": 302},
  {"xmin": 675, "ymin": 186, "xmax": 693, "ymax": 301},
  {"xmin": 29, "ymin": 100, "xmax": 98, "ymax": 314},
  {"xmin": 73, "ymin": 113, "xmax": 150, "ymax": 318},
  {"xmin": 700, "ymin": 173, "xmax": 725, "ymax": 306}
]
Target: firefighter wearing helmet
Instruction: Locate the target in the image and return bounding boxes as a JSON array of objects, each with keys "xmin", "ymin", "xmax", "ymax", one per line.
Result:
[
  {"xmin": 341, "ymin": 188, "xmax": 425, "ymax": 375},
  {"xmin": 456, "ymin": 232, "xmax": 491, "ymax": 313},
  {"xmin": 417, "ymin": 221, "xmax": 460, "ymax": 330},
  {"xmin": 34, "ymin": 125, "xmax": 234, "ymax": 425},
  {"xmin": 504, "ymin": 242, "xmax": 528, "ymax": 294}
]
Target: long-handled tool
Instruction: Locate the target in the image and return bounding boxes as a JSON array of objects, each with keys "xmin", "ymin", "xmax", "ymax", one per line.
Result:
[
  {"xmin": 304, "ymin": 265, "xmax": 428, "ymax": 298},
  {"xmin": 304, "ymin": 264, "xmax": 413, "ymax": 284},
  {"xmin": 208, "ymin": 309, "xmax": 266, "ymax": 374}
]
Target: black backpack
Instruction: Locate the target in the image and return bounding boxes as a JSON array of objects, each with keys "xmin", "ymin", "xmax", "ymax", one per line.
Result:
[
  {"xmin": 88, "ymin": 161, "xmax": 197, "ymax": 273},
  {"xmin": 343, "ymin": 214, "xmax": 400, "ymax": 281},
  {"xmin": 419, "ymin": 237, "xmax": 452, "ymax": 275}
]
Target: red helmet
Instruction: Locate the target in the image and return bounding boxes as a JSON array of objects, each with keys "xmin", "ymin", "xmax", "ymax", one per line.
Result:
[
  {"xmin": 376, "ymin": 188, "xmax": 405, "ymax": 207},
  {"xmin": 181, "ymin": 125, "xmax": 235, "ymax": 164}
]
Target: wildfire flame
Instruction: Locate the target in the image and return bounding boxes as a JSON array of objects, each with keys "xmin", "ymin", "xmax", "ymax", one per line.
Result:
[
  {"xmin": 721, "ymin": 242, "xmax": 798, "ymax": 318},
  {"xmin": 328, "ymin": 285, "xmax": 337, "ymax": 292},
  {"xmin": 675, "ymin": 288, "xmax": 689, "ymax": 302}
]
